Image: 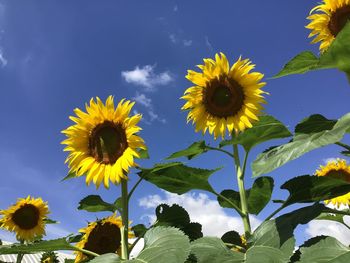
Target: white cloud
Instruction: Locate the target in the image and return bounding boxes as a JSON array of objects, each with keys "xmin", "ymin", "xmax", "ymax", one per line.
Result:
[
  {"xmin": 139, "ymin": 192, "xmax": 261, "ymax": 237},
  {"xmin": 0, "ymin": 48, "xmax": 7, "ymax": 67},
  {"xmin": 121, "ymin": 65, "xmax": 173, "ymax": 91},
  {"xmin": 183, "ymin": 40, "xmax": 193, "ymax": 46},
  {"xmin": 173, "ymin": 5, "xmax": 178, "ymax": 12},
  {"xmin": 205, "ymin": 36, "xmax": 213, "ymax": 51},
  {"xmin": 132, "ymin": 92, "xmax": 166, "ymax": 124},
  {"xmin": 169, "ymin": 34, "xmax": 177, "ymax": 44},
  {"xmin": 169, "ymin": 33, "xmax": 192, "ymax": 47}
]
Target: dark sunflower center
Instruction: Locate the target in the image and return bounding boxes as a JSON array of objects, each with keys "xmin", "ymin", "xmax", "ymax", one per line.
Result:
[
  {"xmin": 328, "ymin": 5, "xmax": 350, "ymax": 36},
  {"xmin": 325, "ymin": 169, "xmax": 350, "ymax": 182},
  {"xmin": 203, "ymin": 75, "xmax": 245, "ymax": 118},
  {"xmin": 89, "ymin": 121, "xmax": 128, "ymax": 164},
  {"xmin": 84, "ymin": 222, "xmax": 121, "ymax": 256},
  {"xmin": 12, "ymin": 204, "xmax": 40, "ymax": 230}
]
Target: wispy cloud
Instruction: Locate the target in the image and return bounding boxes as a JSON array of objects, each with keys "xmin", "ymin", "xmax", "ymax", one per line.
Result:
[
  {"xmin": 168, "ymin": 33, "xmax": 193, "ymax": 47},
  {"xmin": 183, "ymin": 39, "xmax": 193, "ymax": 47},
  {"xmin": 139, "ymin": 191, "xmax": 261, "ymax": 237},
  {"xmin": 121, "ymin": 65, "xmax": 173, "ymax": 92},
  {"xmin": 0, "ymin": 48, "xmax": 7, "ymax": 67},
  {"xmin": 173, "ymin": 5, "xmax": 178, "ymax": 12},
  {"xmin": 205, "ymin": 36, "xmax": 213, "ymax": 51},
  {"xmin": 132, "ymin": 92, "xmax": 166, "ymax": 124}
]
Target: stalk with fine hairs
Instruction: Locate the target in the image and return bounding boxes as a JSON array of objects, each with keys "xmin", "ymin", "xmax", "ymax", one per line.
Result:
[{"xmin": 121, "ymin": 179, "xmax": 129, "ymax": 260}]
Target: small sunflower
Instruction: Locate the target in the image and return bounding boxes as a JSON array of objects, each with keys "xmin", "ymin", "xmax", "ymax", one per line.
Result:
[
  {"xmin": 74, "ymin": 214, "xmax": 134, "ymax": 262},
  {"xmin": 0, "ymin": 196, "xmax": 49, "ymax": 241},
  {"xmin": 315, "ymin": 158, "xmax": 350, "ymax": 207},
  {"xmin": 306, "ymin": 0, "xmax": 350, "ymax": 52},
  {"xmin": 62, "ymin": 96, "xmax": 146, "ymax": 188},
  {"xmin": 40, "ymin": 251, "xmax": 59, "ymax": 263},
  {"xmin": 182, "ymin": 53, "xmax": 266, "ymax": 139}
]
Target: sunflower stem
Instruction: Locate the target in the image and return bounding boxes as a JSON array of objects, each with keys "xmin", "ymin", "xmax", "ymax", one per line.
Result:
[
  {"xmin": 121, "ymin": 179, "xmax": 129, "ymax": 260},
  {"xmin": 233, "ymin": 144, "xmax": 252, "ymax": 237},
  {"xmin": 346, "ymin": 71, "xmax": 350, "ymax": 85},
  {"xmin": 16, "ymin": 240, "xmax": 24, "ymax": 263}
]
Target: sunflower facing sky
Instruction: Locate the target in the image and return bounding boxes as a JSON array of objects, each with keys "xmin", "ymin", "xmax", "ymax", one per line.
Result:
[
  {"xmin": 182, "ymin": 53, "xmax": 266, "ymax": 139},
  {"xmin": 62, "ymin": 96, "xmax": 146, "ymax": 188},
  {"xmin": 315, "ymin": 159, "xmax": 350, "ymax": 207},
  {"xmin": 306, "ymin": 0, "xmax": 350, "ymax": 52},
  {"xmin": 0, "ymin": 196, "xmax": 49, "ymax": 241},
  {"xmin": 74, "ymin": 214, "xmax": 134, "ymax": 262}
]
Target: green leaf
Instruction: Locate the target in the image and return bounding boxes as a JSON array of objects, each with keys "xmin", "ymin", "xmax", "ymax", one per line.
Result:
[
  {"xmin": 88, "ymin": 253, "xmax": 120, "ymax": 263},
  {"xmin": 217, "ymin": 177, "xmax": 274, "ymax": 215},
  {"xmin": 250, "ymin": 203, "xmax": 325, "ymax": 262},
  {"xmin": 61, "ymin": 171, "xmax": 78, "ymax": 182},
  {"xmin": 67, "ymin": 234, "xmax": 83, "ymax": 243},
  {"xmin": 273, "ymin": 51, "xmax": 321, "ymax": 78},
  {"xmin": 155, "ymin": 204, "xmax": 203, "ymax": 241},
  {"xmin": 247, "ymin": 177, "xmax": 274, "ymax": 215},
  {"xmin": 245, "ymin": 246, "xmax": 291, "ymax": 263},
  {"xmin": 167, "ymin": 141, "xmax": 208, "ymax": 160},
  {"xmin": 319, "ymin": 22, "xmax": 350, "ymax": 72},
  {"xmin": 295, "ymin": 114, "xmax": 337, "ymax": 134},
  {"xmin": 252, "ymin": 112, "xmax": 350, "ymax": 177},
  {"xmin": 44, "ymin": 218, "xmax": 58, "ymax": 224},
  {"xmin": 132, "ymin": 224, "xmax": 148, "ymax": 238},
  {"xmin": 281, "ymin": 175, "xmax": 350, "ymax": 206},
  {"xmin": 64, "ymin": 259, "xmax": 75, "ymax": 263},
  {"xmin": 341, "ymin": 150, "xmax": 350, "ymax": 157},
  {"xmin": 138, "ymin": 162, "xmax": 218, "ymax": 194},
  {"xmin": 298, "ymin": 236, "xmax": 350, "ymax": 262},
  {"xmin": 0, "ymin": 238, "xmax": 73, "ymax": 254},
  {"xmin": 78, "ymin": 195, "xmax": 117, "ymax": 213},
  {"xmin": 133, "ymin": 226, "xmax": 190, "ymax": 263},
  {"xmin": 138, "ymin": 148, "xmax": 150, "ymax": 159},
  {"xmin": 190, "ymin": 237, "xmax": 244, "ymax": 263},
  {"xmin": 220, "ymin": 115, "xmax": 291, "ymax": 151}
]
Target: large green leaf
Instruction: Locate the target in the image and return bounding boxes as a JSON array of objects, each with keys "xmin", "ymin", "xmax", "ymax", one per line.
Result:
[
  {"xmin": 0, "ymin": 238, "xmax": 73, "ymax": 254},
  {"xmin": 245, "ymin": 246, "xmax": 291, "ymax": 263},
  {"xmin": 220, "ymin": 116, "xmax": 291, "ymax": 151},
  {"xmin": 88, "ymin": 253, "xmax": 120, "ymax": 263},
  {"xmin": 167, "ymin": 141, "xmax": 208, "ymax": 160},
  {"xmin": 78, "ymin": 195, "xmax": 118, "ymax": 213},
  {"xmin": 218, "ymin": 177, "xmax": 274, "ymax": 215},
  {"xmin": 221, "ymin": 231, "xmax": 244, "ymax": 247},
  {"xmin": 190, "ymin": 237, "xmax": 244, "ymax": 263},
  {"xmin": 274, "ymin": 22, "xmax": 350, "ymax": 78},
  {"xmin": 249, "ymin": 203, "xmax": 325, "ymax": 262},
  {"xmin": 252, "ymin": 112, "xmax": 350, "ymax": 177},
  {"xmin": 298, "ymin": 236, "xmax": 350, "ymax": 262},
  {"xmin": 281, "ymin": 175, "xmax": 350, "ymax": 206},
  {"xmin": 138, "ymin": 162, "xmax": 218, "ymax": 194},
  {"xmin": 294, "ymin": 114, "xmax": 337, "ymax": 134}
]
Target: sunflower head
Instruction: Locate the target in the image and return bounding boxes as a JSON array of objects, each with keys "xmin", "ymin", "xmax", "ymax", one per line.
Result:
[
  {"xmin": 306, "ymin": 0, "xmax": 350, "ymax": 52},
  {"xmin": 74, "ymin": 214, "xmax": 134, "ymax": 262},
  {"xmin": 41, "ymin": 251, "xmax": 59, "ymax": 263},
  {"xmin": 62, "ymin": 96, "xmax": 146, "ymax": 188},
  {"xmin": 182, "ymin": 52, "xmax": 267, "ymax": 139},
  {"xmin": 0, "ymin": 196, "xmax": 49, "ymax": 241},
  {"xmin": 315, "ymin": 158, "xmax": 350, "ymax": 207}
]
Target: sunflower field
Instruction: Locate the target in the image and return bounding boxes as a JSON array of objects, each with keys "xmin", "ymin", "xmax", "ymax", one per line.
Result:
[{"xmin": 1, "ymin": 1, "xmax": 350, "ymax": 262}]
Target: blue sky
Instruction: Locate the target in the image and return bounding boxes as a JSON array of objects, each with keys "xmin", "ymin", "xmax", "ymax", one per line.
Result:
[{"xmin": 0, "ymin": 0, "xmax": 349, "ymax": 247}]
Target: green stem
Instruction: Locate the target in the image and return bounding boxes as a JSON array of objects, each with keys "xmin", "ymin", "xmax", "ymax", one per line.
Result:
[
  {"xmin": 70, "ymin": 245, "xmax": 100, "ymax": 257},
  {"xmin": 335, "ymin": 141, "xmax": 350, "ymax": 151},
  {"xmin": 346, "ymin": 71, "xmax": 350, "ymax": 85},
  {"xmin": 212, "ymin": 190, "xmax": 244, "ymax": 217},
  {"xmin": 233, "ymin": 144, "xmax": 251, "ymax": 237},
  {"xmin": 16, "ymin": 240, "xmax": 24, "ymax": 263},
  {"xmin": 206, "ymin": 146, "xmax": 234, "ymax": 158},
  {"xmin": 121, "ymin": 179, "xmax": 129, "ymax": 260},
  {"xmin": 128, "ymin": 175, "xmax": 145, "ymax": 202},
  {"xmin": 224, "ymin": 243, "xmax": 246, "ymax": 253},
  {"xmin": 264, "ymin": 204, "xmax": 286, "ymax": 222}
]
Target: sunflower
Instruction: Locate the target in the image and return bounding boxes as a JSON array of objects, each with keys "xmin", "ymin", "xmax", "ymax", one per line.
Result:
[
  {"xmin": 306, "ymin": 0, "xmax": 350, "ymax": 52},
  {"xmin": 74, "ymin": 214, "xmax": 134, "ymax": 262},
  {"xmin": 0, "ymin": 196, "xmax": 49, "ymax": 241},
  {"xmin": 40, "ymin": 251, "xmax": 59, "ymax": 263},
  {"xmin": 62, "ymin": 96, "xmax": 146, "ymax": 188},
  {"xmin": 315, "ymin": 158, "xmax": 350, "ymax": 207},
  {"xmin": 181, "ymin": 53, "xmax": 266, "ymax": 139}
]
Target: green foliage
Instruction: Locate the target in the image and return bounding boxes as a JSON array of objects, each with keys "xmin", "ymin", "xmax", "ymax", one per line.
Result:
[
  {"xmin": 78, "ymin": 195, "xmax": 118, "ymax": 213},
  {"xmin": 252, "ymin": 112, "xmax": 350, "ymax": 177},
  {"xmin": 221, "ymin": 231, "xmax": 244, "ymax": 248},
  {"xmin": 190, "ymin": 237, "xmax": 244, "ymax": 263},
  {"xmin": 138, "ymin": 162, "xmax": 218, "ymax": 194},
  {"xmin": 44, "ymin": 218, "xmax": 59, "ymax": 224},
  {"xmin": 90, "ymin": 227, "xmax": 191, "ymax": 263},
  {"xmin": 297, "ymin": 236, "xmax": 350, "ymax": 262},
  {"xmin": 137, "ymin": 148, "xmax": 150, "ymax": 159},
  {"xmin": 281, "ymin": 175, "xmax": 350, "ymax": 206},
  {"xmin": 220, "ymin": 115, "xmax": 291, "ymax": 151},
  {"xmin": 155, "ymin": 204, "xmax": 203, "ymax": 241},
  {"xmin": 294, "ymin": 114, "xmax": 336, "ymax": 134},
  {"xmin": 0, "ymin": 238, "xmax": 73, "ymax": 254},
  {"xmin": 131, "ymin": 224, "xmax": 148, "ymax": 238},
  {"xmin": 40, "ymin": 251, "xmax": 59, "ymax": 263},
  {"xmin": 274, "ymin": 22, "xmax": 350, "ymax": 78},
  {"xmin": 167, "ymin": 141, "xmax": 208, "ymax": 160},
  {"xmin": 218, "ymin": 177, "xmax": 274, "ymax": 215}
]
